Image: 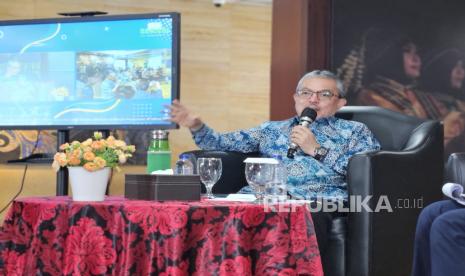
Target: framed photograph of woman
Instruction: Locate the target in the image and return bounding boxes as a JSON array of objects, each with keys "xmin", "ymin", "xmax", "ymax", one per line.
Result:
[{"xmin": 332, "ymin": 0, "xmax": 465, "ymax": 158}]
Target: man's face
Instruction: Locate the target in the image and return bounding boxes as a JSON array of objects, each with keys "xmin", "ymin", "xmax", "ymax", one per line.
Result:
[{"xmin": 293, "ymin": 77, "xmax": 347, "ymax": 119}]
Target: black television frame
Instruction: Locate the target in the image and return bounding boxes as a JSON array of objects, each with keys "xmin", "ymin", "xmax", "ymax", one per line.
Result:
[{"xmin": 0, "ymin": 12, "xmax": 180, "ymax": 130}]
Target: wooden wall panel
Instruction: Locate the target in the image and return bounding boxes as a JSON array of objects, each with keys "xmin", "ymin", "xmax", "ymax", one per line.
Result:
[
  {"xmin": 270, "ymin": 0, "xmax": 308, "ymax": 120},
  {"xmin": 270, "ymin": 0, "xmax": 331, "ymax": 120}
]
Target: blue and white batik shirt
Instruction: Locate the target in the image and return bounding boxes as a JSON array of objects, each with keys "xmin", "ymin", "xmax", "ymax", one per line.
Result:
[{"xmin": 192, "ymin": 116, "xmax": 381, "ymax": 201}]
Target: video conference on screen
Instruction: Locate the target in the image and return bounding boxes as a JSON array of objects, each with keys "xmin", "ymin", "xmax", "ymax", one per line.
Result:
[{"xmin": 0, "ymin": 15, "xmax": 177, "ymax": 127}]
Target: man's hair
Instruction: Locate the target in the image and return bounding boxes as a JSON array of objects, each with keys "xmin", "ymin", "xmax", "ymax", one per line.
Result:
[{"xmin": 296, "ymin": 70, "xmax": 346, "ymax": 97}]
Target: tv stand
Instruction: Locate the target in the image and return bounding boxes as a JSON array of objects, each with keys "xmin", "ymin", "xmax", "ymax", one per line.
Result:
[
  {"xmin": 56, "ymin": 130, "xmax": 69, "ymax": 196},
  {"xmin": 57, "ymin": 11, "xmax": 108, "ymax": 17},
  {"xmin": 7, "ymin": 153, "xmax": 54, "ymax": 164}
]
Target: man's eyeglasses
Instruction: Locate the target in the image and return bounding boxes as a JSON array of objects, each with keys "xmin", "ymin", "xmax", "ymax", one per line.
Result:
[{"xmin": 295, "ymin": 89, "xmax": 342, "ymax": 101}]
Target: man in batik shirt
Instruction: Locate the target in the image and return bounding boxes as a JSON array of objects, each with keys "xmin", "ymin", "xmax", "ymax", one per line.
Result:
[
  {"xmin": 169, "ymin": 70, "xmax": 381, "ymax": 272},
  {"xmin": 169, "ymin": 70, "xmax": 380, "ymax": 201}
]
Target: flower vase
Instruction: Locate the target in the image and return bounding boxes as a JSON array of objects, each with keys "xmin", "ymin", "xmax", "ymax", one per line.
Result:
[{"xmin": 68, "ymin": 167, "xmax": 111, "ymax": 201}]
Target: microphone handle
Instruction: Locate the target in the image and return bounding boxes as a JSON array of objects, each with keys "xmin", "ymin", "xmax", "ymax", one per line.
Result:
[
  {"xmin": 299, "ymin": 120, "xmax": 311, "ymax": 128},
  {"xmin": 287, "ymin": 120, "xmax": 312, "ymax": 158}
]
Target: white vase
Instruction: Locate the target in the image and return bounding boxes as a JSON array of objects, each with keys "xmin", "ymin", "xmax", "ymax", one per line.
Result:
[{"xmin": 68, "ymin": 167, "xmax": 111, "ymax": 201}]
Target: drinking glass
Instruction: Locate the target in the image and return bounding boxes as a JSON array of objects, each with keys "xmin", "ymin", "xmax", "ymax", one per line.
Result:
[
  {"xmin": 244, "ymin": 162, "xmax": 275, "ymax": 203},
  {"xmin": 197, "ymin": 158, "xmax": 222, "ymax": 199}
]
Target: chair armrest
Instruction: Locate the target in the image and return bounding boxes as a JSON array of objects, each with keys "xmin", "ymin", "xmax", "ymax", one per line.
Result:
[
  {"xmin": 182, "ymin": 150, "xmax": 259, "ymax": 194},
  {"xmin": 445, "ymin": 152, "xmax": 465, "ymax": 185}
]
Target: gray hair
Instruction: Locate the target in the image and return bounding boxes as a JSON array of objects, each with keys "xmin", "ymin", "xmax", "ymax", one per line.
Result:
[{"xmin": 295, "ymin": 70, "xmax": 346, "ymax": 97}]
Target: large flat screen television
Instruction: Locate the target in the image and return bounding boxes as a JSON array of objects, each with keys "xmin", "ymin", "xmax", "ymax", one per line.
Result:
[{"xmin": 0, "ymin": 12, "xmax": 180, "ymax": 130}]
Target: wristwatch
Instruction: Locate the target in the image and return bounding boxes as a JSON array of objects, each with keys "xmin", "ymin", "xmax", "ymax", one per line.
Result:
[{"xmin": 314, "ymin": 146, "xmax": 328, "ymax": 161}]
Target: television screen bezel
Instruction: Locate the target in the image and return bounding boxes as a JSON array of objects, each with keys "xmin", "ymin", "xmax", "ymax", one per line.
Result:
[{"xmin": 0, "ymin": 12, "xmax": 180, "ymax": 130}]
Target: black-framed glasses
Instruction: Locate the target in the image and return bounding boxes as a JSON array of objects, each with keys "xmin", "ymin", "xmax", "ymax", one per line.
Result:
[{"xmin": 295, "ymin": 89, "xmax": 342, "ymax": 100}]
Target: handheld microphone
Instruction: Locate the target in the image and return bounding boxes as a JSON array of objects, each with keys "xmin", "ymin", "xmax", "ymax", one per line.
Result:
[{"xmin": 287, "ymin": 107, "xmax": 317, "ymax": 159}]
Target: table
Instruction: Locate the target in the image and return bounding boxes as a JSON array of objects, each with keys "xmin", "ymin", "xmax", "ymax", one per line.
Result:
[{"xmin": 0, "ymin": 196, "xmax": 323, "ymax": 275}]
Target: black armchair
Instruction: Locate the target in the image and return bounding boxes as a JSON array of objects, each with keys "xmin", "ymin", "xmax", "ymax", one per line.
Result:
[{"xmin": 184, "ymin": 106, "xmax": 444, "ymax": 276}]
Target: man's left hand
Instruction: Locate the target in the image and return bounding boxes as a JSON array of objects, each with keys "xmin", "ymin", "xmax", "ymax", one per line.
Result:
[{"xmin": 290, "ymin": 125, "xmax": 319, "ymax": 156}]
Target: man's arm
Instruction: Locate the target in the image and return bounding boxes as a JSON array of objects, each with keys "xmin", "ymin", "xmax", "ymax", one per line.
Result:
[
  {"xmin": 168, "ymin": 100, "xmax": 261, "ymax": 152},
  {"xmin": 324, "ymin": 123, "xmax": 381, "ymax": 175},
  {"xmin": 191, "ymin": 124, "xmax": 262, "ymax": 152}
]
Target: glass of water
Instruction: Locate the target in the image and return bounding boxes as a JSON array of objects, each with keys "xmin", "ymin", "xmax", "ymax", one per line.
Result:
[
  {"xmin": 197, "ymin": 158, "xmax": 222, "ymax": 199},
  {"xmin": 244, "ymin": 161, "xmax": 275, "ymax": 203}
]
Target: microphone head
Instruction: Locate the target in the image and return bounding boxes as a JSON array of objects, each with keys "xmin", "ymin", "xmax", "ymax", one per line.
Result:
[{"xmin": 300, "ymin": 108, "xmax": 317, "ymax": 121}]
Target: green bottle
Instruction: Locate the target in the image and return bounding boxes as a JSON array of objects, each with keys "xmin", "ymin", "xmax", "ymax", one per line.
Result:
[{"xmin": 146, "ymin": 130, "xmax": 171, "ymax": 174}]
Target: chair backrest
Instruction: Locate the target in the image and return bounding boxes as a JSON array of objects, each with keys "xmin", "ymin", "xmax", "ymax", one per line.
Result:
[{"xmin": 336, "ymin": 106, "xmax": 427, "ymax": 151}]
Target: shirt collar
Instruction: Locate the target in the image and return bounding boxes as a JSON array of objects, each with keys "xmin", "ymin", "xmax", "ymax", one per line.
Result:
[
  {"xmin": 291, "ymin": 116, "xmax": 300, "ymax": 126},
  {"xmin": 291, "ymin": 115, "xmax": 337, "ymax": 126},
  {"xmin": 314, "ymin": 116, "xmax": 337, "ymax": 125}
]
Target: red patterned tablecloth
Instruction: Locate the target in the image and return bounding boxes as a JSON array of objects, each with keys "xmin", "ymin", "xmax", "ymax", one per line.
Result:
[{"xmin": 0, "ymin": 196, "xmax": 322, "ymax": 275}]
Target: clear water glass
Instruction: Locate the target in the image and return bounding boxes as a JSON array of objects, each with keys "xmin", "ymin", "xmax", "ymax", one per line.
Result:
[
  {"xmin": 197, "ymin": 158, "xmax": 222, "ymax": 199},
  {"xmin": 244, "ymin": 162, "xmax": 275, "ymax": 203}
]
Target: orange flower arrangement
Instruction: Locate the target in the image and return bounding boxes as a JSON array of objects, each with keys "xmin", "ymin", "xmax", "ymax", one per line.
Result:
[{"xmin": 52, "ymin": 132, "xmax": 136, "ymax": 172}]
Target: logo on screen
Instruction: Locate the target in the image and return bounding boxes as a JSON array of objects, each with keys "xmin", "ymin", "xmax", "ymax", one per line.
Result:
[{"xmin": 139, "ymin": 20, "xmax": 171, "ymax": 37}]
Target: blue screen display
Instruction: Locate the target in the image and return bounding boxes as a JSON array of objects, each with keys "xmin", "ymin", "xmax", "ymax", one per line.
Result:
[{"xmin": 0, "ymin": 13, "xmax": 179, "ymax": 129}]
